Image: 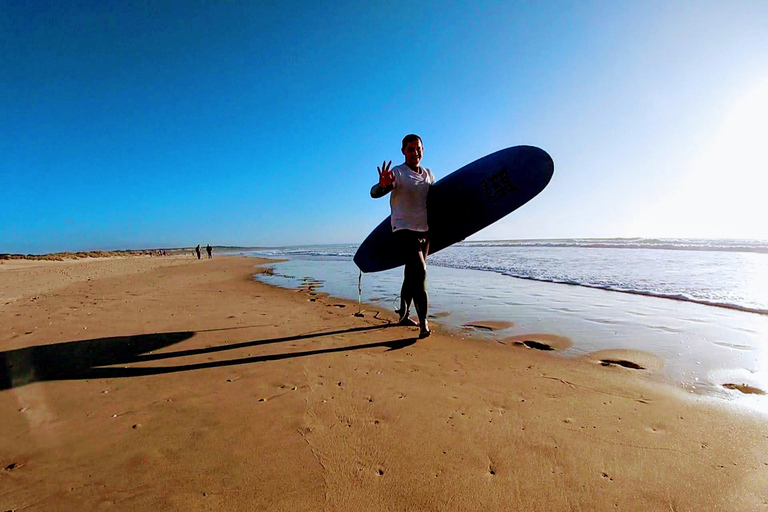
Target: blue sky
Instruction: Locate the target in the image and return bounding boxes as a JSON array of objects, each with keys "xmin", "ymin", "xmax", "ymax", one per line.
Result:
[{"xmin": 2, "ymin": 1, "xmax": 767, "ymax": 253}]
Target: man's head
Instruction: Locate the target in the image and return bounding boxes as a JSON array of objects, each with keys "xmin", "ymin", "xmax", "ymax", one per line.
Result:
[{"xmin": 401, "ymin": 134, "xmax": 423, "ymax": 168}]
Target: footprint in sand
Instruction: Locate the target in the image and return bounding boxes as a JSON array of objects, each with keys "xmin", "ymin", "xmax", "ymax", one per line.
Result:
[
  {"xmin": 586, "ymin": 349, "xmax": 663, "ymax": 372},
  {"xmin": 518, "ymin": 341, "xmax": 554, "ymax": 351},
  {"xmin": 600, "ymin": 359, "xmax": 645, "ymax": 370},
  {"xmin": 462, "ymin": 320, "xmax": 515, "ymax": 331},
  {"xmin": 502, "ymin": 334, "xmax": 572, "ymax": 352},
  {"xmin": 722, "ymin": 383, "xmax": 766, "ymax": 395}
]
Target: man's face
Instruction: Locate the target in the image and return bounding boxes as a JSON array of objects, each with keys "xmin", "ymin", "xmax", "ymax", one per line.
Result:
[{"xmin": 402, "ymin": 139, "xmax": 423, "ymax": 168}]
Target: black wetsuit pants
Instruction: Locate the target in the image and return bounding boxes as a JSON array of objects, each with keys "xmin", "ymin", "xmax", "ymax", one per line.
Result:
[{"xmin": 394, "ymin": 229, "xmax": 429, "ymax": 325}]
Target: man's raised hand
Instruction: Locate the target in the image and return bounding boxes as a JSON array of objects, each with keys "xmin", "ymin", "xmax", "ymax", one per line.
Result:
[{"xmin": 377, "ymin": 160, "xmax": 394, "ymax": 187}]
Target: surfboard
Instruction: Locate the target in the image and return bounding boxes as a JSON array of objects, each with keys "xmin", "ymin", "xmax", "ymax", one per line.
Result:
[{"xmin": 354, "ymin": 145, "xmax": 554, "ymax": 273}]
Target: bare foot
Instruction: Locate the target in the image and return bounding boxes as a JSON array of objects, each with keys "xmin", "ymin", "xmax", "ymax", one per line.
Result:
[
  {"xmin": 396, "ymin": 308, "xmax": 417, "ymax": 326},
  {"xmin": 419, "ymin": 321, "xmax": 431, "ymax": 339}
]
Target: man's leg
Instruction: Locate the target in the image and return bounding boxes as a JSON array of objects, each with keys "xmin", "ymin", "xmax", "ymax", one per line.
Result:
[
  {"xmin": 394, "ymin": 231, "xmax": 415, "ymax": 325},
  {"xmin": 397, "ymin": 273, "xmax": 416, "ymax": 325},
  {"xmin": 411, "ymin": 249, "xmax": 430, "ymax": 338}
]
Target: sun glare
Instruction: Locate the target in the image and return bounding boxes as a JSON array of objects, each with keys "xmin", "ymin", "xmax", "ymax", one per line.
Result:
[
  {"xmin": 695, "ymin": 80, "xmax": 768, "ymax": 237},
  {"xmin": 715, "ymin": 81, "xmax": 768, "ymax": 168},
  {"xmin": 631, "ymin": 80, "xmax": 768, "ymax": 239}
]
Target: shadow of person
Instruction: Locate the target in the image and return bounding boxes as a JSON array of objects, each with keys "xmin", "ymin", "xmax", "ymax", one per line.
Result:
[
  {"xmin": 0, "ymin": 323, "xmax": 417, "ymax": 390},
  {"xmin": 87, "ymin": 335, "xmax": 419, "ymax": 380},
  {"xmin": 0, "ymin": 332, "xmax": 194, "ymax": 390}
]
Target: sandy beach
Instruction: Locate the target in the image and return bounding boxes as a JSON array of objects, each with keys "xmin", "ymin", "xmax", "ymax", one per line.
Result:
[{"xmin": 1, "ymin": 255, "xmax": 767, "ymax": 511}]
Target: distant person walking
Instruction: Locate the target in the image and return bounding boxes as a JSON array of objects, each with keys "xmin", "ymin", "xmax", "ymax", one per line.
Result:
[
  {"xmin": 206, "ymin": 244, "xmax": 212, "ymax": 259},
  {"xmin": 195, "ymin": 244, "xmax": 202, "ymax": 260},
  {"xmin": 370, "ymin": 134, "xmax": 434, "ymax": 338}
]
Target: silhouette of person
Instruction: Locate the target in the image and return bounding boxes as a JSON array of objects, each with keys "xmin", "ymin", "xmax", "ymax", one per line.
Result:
[
  {"xmin": 206, "ymin": 244, "xmax": 212, "ymax": 259},
  {"xmin": 195, "ymin": 245, "xmax": 202, "ymax": 260}
]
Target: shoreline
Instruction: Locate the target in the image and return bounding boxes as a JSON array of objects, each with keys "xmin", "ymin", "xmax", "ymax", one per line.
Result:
[
  {"xmin": 252, "ymin": 255, "xmax": 768, "ymax": 410},
  {"xmin": 2, "ymin": 255, "xmax": 767, "ymax": 510},
  {"xmin": 489, "ymin": 271, "xmax": 768, "ymax": 316}
]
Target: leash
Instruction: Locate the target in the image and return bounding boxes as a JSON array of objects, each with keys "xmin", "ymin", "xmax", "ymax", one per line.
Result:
[{"xmin": 355, "ymin": 270, "xmax": 364, "ymax": 317}]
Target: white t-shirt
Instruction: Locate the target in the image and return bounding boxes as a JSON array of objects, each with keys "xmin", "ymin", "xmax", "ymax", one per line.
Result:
[{"xmin": 390, "ymin": 163, "xmax": 435, "ymax": 232}]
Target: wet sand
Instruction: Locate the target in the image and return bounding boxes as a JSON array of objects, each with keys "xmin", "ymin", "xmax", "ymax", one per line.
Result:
[
  {"xmin": 1, "ymin": 255, "xmax": 767, "ymax": 510},
  {"xmin": 257, "ymin": 257, "xmax": 768, "ymax": 404}
]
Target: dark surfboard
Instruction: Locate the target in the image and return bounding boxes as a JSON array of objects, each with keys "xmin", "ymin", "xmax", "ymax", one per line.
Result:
[{"xmin": 354, "ymin": 145, "xmax": 554, "ymax": 273}]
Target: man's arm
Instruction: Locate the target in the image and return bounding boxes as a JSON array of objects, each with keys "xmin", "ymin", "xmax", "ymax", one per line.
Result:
[{"xmin": 370, "ymin": 182, "xmax": 393, "ymax": 198}]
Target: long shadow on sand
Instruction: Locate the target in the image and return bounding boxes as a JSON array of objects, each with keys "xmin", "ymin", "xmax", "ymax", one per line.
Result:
[{"xmin": 0, "ymin": 324, "xmax": 415, "ymax": 390}]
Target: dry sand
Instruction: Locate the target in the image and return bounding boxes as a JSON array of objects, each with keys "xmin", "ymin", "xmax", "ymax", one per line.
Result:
[{"xmin": 1, "ymin": 255, "xmax": 767, "ymax": 511}]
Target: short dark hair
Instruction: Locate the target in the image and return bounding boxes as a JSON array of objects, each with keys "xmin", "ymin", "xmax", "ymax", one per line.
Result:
[{"xmin": 401, "ymin": 134, "xmax": 422, "ymax": 149}]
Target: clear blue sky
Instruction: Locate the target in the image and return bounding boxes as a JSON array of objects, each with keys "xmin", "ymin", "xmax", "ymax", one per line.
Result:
[{"xmin": 2, "ymin": 1, "xmax": 767, "ymax": 253}]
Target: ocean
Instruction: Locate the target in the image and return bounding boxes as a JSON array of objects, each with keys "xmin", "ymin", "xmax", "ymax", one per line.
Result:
[{"xmin": 243, "ymin": 238, "xmax": 768, "ymax": 412}]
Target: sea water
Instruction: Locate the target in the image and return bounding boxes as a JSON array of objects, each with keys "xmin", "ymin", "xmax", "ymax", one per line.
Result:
[{"xmin": 244, "ymin": 239, "xmax": 768, "ymax": 412}]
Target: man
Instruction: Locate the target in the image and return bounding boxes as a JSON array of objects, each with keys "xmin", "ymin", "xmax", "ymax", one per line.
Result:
[{"xmin": 370, "ymin": 134, "xmax": 434, "ymax": 339}]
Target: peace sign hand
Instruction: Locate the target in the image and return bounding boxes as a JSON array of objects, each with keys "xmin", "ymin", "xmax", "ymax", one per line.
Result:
[{"xmin": 377, "ymin": 160, "xmax": 394, "ymax": 188}]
